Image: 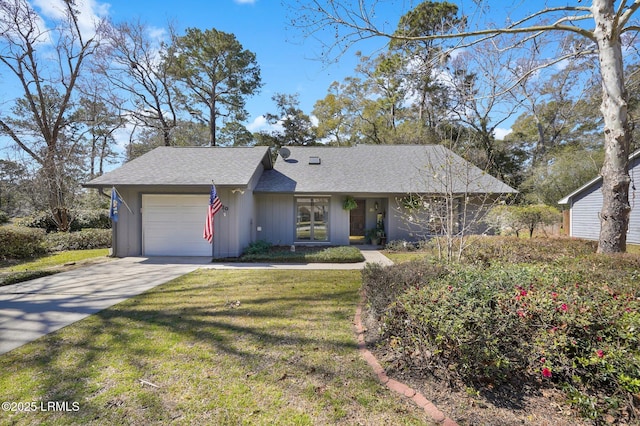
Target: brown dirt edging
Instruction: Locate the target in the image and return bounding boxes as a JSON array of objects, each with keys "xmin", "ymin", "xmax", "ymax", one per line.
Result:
[{"xmin": 353, "ymin": 301, "xmax": 459, "ymax": 425}]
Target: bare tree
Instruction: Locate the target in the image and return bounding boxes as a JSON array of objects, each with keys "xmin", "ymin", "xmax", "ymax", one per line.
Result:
[
  {"xmin": 396, "ymin": 136, "xmax": 512, "ymax": 262},
  {"xmin": 95, "ymin": 19, "xmax": 178, "ymax": 147},
  {"xmin": 291, "ymin": 0, "xmax": 639, "ymax": 253},
  {"xmin": 0, "ymin": 0, "xmax": 105, "ymax": 231},
  {"xmin": 71, "ymin": 84, "xmax": 123, "ymax": 179},
  {"xmin": 445, "ymin": 40, "xmax": 524, "ymax": 184}
]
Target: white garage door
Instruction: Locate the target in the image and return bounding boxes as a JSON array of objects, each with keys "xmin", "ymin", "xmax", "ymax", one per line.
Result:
[{"xmin": 142, "ymin": 194, "xmax": 212, "ymax": 256}]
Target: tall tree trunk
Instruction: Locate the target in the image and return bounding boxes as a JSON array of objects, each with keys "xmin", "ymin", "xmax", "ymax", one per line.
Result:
[
  {"xmin": 593, "ymin": 0, "xmax": 631, "ymax": 253},
  {"xmin": 44, "ymin": 149, "xmax": 70, "ymax": 232},
  {"xmin": 209, "ymin": 99, "xmax": 217, "ymax": 146}
]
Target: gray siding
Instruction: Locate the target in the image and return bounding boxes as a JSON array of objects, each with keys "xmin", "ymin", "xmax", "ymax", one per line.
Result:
[
  {"xmin": 111, "ymin": 185, "xmax": 248, "ymax": 257},
  {"xmin": 255, "ymin": 194, "xmax": 295, "ymax": 245},
  {"xmin": 112, "ymin": 186, "xmax": 141, "ymax": 257},
  {"xmin": 331, "ymin": 197, "xmax": 349, "ymax": 245},
  {"xmin": 233, "ymin": 163, "xmax": 264, "ymax": 255},
  {"xmin": 629, "ymin": 157, "xmax": 640, "ymax": 244},
  {"xmin": 255, "ymin": 194, "xmax": 349, "ymax": 246},
  {"xmin": 569, "ymin": 156, "xmax": 640, "ymax": 244},
  {"xmin": 387, "ymin": 194, "xmax": 496, "ymax": 242},
  {"xmin": 212, "ymin": 187, "xmax": 237, "ymax": 258},
  {"xmin": 570, "ymin": 184, "xmax": 602, "ymax": 242}
]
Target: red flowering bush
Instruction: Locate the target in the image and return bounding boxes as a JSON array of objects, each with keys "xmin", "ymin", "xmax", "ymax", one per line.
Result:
[{"xmin": 370, "ymin": 245, "xmax": 640, "ymax": 423}]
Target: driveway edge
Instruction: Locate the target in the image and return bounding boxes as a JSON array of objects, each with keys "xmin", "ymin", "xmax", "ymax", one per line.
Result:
[{"xmin": 354, "ymin": 301, "xmax": 458, "ymax": 425}]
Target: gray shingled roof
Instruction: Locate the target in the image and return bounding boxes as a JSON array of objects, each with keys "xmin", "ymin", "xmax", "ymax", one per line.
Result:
[
  {"xmin": 255, "ymin": 145, "xmax": 517, "ymax": 194},
  {"xmin": 84, "ymin": 146, "xmax": 272, "ymax": 187}
]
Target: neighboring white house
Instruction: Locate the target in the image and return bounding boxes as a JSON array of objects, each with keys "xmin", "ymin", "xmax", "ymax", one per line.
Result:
[
  {"xmin": 558, "ymin": 149, "xmax": 640, "ymax": 245},
  {"xmin": 85, "ymin": 144, "xmax": 517, "ymax": 257}
]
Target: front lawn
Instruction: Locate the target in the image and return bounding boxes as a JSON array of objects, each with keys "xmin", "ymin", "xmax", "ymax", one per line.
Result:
[
  {"xmin": 0, "ymin": 269, "xmax": 430, "ymax": 425},
  {"xmin": 0, "ymin": 249, "xmax": 111, "ymax": 287}
]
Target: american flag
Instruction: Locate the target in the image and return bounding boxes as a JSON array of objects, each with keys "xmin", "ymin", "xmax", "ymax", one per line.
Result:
[{"xmin": 203, "ymin": 184, "xmax": 222, "ymax": 243}]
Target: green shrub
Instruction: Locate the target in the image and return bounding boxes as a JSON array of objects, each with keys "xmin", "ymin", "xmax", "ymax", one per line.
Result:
[
  {"xmin": 460, "ymin": 236, "xmax": 597, "ymax": 265},
  {"xmin": 240, "ymin": 245, "xmax": 364, "ymax": 263},
  {"xmin": 361, "ymin": 260, "xmax": 446, "ymax": 320},
  {"xmin": 44, "ymin": 228, "xmax": 112, "ymax": 251},
  {"xmin": 244, "ymin": 239, "xmax": 272, "ymax": 255},
  {"xmin": 16, "ymin": 209, "xmax": 111, "ymax": 232},
  {"xmin": 14, "ymin": 211, "xmax": 58, "ymax": 232},
  {"xmin": 70, "ymin": 209, "xmax": 111, "ymax": 230},
  {"xmin": 373, "ymin": 259, "xmax": 640, "ymax": 422},
  {"xmin": 0, "ymin": 226, "xmax": 47, "ymax": 259},
  {"xmin": 305, "ymin": 246, "xmax": 364, "ymax": 262},
  {"xmin": 487, "ymin": 204, "xmax": 561, "ymax": 237},
  {"xmin": 0, "ymin": 211, "xmax": 9, "ymax": 225}
]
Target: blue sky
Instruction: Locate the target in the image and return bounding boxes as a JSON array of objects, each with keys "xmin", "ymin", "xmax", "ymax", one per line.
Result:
[
  {"xmin": 0, "ymin": 0, "xmax": 400, "ymax": 160},
  {"xmin": 102, "ymin": 0, "xmax": 388, "ymax": 133},
  {"xmin": 3, "ymin": 0, "xmax": 585, "ymax": 161}
]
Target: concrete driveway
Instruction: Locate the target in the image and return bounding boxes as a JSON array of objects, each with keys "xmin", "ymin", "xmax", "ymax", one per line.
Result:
[
  {"xmin": 0, "ymin": 248, "xmax": 393, "ymax": 355},
  {"xmin": 0, "ymin": 257, "xmax": 210, "ymax": 355}
]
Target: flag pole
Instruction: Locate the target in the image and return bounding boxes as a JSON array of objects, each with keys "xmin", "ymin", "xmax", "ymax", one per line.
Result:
[{"xmin": 112, "ymin": 186, "xmax": 133, "ymax": 214}]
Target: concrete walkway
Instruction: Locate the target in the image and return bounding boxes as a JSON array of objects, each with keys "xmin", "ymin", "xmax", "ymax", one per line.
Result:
[{"xmin": 0, "ymin": 247, "xmax": 393, "ymax": 355}]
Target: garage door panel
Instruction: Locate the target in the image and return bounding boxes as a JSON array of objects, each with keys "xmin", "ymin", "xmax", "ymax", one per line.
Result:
[{"xmin": 142, "ymin": 194, "xmax": 212, "ymax": 256}]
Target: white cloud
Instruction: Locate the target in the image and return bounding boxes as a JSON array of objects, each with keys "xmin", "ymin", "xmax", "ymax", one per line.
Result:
[
  {"xmin": 494, "ymin": 127, "xmax": 512, "ymax": 140},
  {"xmin": 234, "ymin": 0, "xmax": 256, "ymax": 4},
  {"xmin": 32, "ymin": 0, "xmax": 109, "ymax": 38},
  {"xmin": 246, "ymin": 115, "xmax": 269, "ymax": 132},
  {"xmin": 147, "ymin": 26, "xmax": 167, "ymax": 44}
]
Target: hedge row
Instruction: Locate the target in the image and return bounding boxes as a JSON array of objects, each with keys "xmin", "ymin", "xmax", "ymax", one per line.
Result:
[
  {"xmin": 0, "ymin": 226, "xmax": 48, "ymax": 259},
  {"xmin": 14, "ymin": 209, "xmax": 111, "ymax": 232},
  {"xmin": 45, "ymin": 228, "xmax": 112, "ymax": 251},
  {"xmin": 0, "ymin": 226, "xmax": 111, "ymax": 260},
  {"xmin": 365, "ymin": 238, "xmax": 640, "ymax": 423}
]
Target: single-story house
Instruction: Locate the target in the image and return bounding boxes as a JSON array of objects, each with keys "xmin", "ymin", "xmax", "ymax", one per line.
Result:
[
  {"xmin": 84, "ymin": 144, "xmax": 517, "ymax": 257},
  {"xmin": 558, "ymin": 149, "xmax": 640, "ymax": 244}
]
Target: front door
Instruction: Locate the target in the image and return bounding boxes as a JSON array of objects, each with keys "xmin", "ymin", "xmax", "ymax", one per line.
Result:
[{"xmin": 349, "ymin": 199, "xmax": 366, "ymax": 237}]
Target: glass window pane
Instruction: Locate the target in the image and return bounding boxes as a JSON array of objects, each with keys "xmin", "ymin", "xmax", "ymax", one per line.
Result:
[
  {"xmin": 296, "ymin": 199, "xmax": 311, "ymax": 240},
  {"xmin": 313, "ymin": 201, "xmax": 328, "ymax": 241},
  {"xmin": 295, "ymin": 198, "xmax": 329, "ymax": 242}
]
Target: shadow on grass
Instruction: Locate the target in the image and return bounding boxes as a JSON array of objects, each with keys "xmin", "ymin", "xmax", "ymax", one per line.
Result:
[{"xmin": 0, "ymin": 270, "xmax": 416, "ymax": 425}]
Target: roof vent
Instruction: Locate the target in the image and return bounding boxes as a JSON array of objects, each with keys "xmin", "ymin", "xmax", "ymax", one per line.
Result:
[{"xmin": 309, "ymin": 156, "xmax": 321, "ymax": 165}]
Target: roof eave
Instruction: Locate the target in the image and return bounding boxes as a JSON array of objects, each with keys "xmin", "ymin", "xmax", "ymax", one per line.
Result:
[{"xmin": 558, "ymin": 148, "xmax": 640, "ymax": 205}]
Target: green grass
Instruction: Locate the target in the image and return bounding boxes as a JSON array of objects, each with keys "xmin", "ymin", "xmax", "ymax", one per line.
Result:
[
  {"xmin": 0, "ymin": 249, "xmax": 110, "ymax": 286},
  {"xmin": 1, "ymin": 249, "xmax": 110, "ymax": 272},
  {"xmin": 0, "ymin": 269, "xmax": 431, "ymax": 425}
]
